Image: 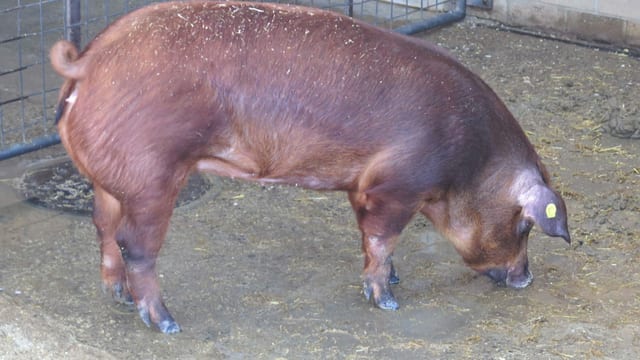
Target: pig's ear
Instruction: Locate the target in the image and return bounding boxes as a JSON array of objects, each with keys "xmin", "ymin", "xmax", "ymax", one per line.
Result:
[{"xmin": 520, "ymin": 184, "xmax": 571, "ymax": 243}]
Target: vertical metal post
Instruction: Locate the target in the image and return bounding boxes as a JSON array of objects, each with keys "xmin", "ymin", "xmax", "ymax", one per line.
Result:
[
  {"xmin": 346, "ymin": 0, "xmax": 354, "ymax": 17},
  {"xmin": 65, "ymin": 0, "xmax": 81, "ymax": 49}
]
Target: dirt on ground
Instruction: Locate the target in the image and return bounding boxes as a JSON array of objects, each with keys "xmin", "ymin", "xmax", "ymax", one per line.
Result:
[{"xmin": 0, "ymin": 17, "xmax": 639, "ymax": 359}]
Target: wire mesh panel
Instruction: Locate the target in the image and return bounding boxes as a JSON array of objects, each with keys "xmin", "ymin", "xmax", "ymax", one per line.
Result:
[{"xmin": 0, "ymin": 0, "xmax": 461, "ymax": 160}]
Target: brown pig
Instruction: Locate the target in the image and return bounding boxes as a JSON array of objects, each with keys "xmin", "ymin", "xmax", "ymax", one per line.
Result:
[{"xmin": 50, "ymin": 1, "xmax": 570, "ymax": 333}]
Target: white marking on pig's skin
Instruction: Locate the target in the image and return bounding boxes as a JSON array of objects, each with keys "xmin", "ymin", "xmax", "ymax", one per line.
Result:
[
  {"xmin": 65, "ymin": 88, "xmax": 78, "ymax": 111},
  {"xmin": 102, "ymin": 254, "xmax": 116, "ymax": 269}
]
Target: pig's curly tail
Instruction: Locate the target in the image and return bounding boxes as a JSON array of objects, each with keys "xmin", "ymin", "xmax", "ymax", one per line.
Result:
[{"xmin": 50, "ymin": 40, "xmax": 87, "ymax": 80}]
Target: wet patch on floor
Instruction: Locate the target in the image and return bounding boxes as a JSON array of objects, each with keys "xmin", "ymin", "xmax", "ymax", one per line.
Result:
[{"xmin": 17, "ymin": 158, "xmax": 213, "ymax": 215}]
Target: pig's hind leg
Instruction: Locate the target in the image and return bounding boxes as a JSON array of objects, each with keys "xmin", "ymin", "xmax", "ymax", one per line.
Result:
[
  {"xmin": 111, "ymin": 172, "xmax": 189, "ymax": 334},
  {"xmin": 348, "ymin": 189, "xmax": 417, "ymax": 310},
  {"xmin": 93, "ymin": 184, "xmax": 131, "ymax": 305}
]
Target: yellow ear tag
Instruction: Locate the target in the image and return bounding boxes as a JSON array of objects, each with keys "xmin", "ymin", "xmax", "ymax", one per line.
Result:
[{"xmin": 545, "ymin": 203, "xmax": 557, "ymax": 219}]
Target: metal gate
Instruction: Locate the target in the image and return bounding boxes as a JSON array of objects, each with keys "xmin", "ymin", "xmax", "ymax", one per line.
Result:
[{"xmin": 0, "ymin": 0, "xmax": 467, "ymax": 160}]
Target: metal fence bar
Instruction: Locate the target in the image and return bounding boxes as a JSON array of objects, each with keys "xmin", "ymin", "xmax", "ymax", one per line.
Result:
[
  {"xmin": 65, "ymin": 0, "xmax": 82, "ymax": 49},
  {"xmin": 0, "ymin": 134, "xmax": 61, "ymax": 160},
  {"xmin": 396, "ymin": 0, "xmax": 465, "ymax": 35},
  {"xmin": 0, "ymin": 0, "xmax": 65, "ymax": 160},
  {"xmin": 17, "ymin": 2, "xmax": 26, "ymax": 147},
  {"xmin": 0, "ymin": 0, "xmax": 466, "ymax": 161}
]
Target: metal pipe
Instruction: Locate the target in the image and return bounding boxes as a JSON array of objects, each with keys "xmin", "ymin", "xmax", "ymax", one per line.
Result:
[
  {"xmin": 65, "ymin": 0, "xmax": 81, "ymax": 49},
  {"xmin": 347, "ymin": 0, "xmax": 354, "ymax": 18},
  {"xmin": 394, "ymin": 0, "xmax": 466, "ymax": 35},
  {"xmin": 0, "ymin": 134, "xmax": 60, "ymax": 161}
]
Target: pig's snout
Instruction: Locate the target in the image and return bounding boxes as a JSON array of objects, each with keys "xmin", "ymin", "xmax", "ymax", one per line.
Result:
[{"xmin": 484, "ymin": 259, "xmax": 533, "ymax": 289}]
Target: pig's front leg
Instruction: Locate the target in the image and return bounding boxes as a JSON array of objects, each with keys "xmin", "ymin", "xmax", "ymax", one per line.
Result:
[
  {"xmin": 349, "ymin": 190, "xmax": 416, "ymax": 310},
  {"xmin": 361, "ymin": 235, "xmax": 401, "ymax": 310}
]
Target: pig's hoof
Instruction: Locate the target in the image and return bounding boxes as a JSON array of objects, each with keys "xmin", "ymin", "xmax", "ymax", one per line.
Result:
[
  {"xmin": 363, "ymin": 281, "xmax": 400, "ymax": 311},
  {"xmin": 389, "ymin": 270, "xmax": 400, "ymax": 285},
  {"xmin": 376, "ymin": 291, "xmax": 400, "ymax": 310},
  {"xmin": 138, "ymin": 302, "xmax": 181, "ymax": 334},
  {"xmin": 157, "ymin": 319, "xmax": 182, "ymax": 334},
  {"xmin": 389, "ymin": 263, "xmax": 400, "ymax": 284},
  {"xmin": 102, "ymin": 281, "xmax": 134, "ymax": 306}
]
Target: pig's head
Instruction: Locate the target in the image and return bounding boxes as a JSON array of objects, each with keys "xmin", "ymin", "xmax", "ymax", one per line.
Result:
[{"xmin": 425, "ymin": 168, "xmax": 570, "ymax": 289}]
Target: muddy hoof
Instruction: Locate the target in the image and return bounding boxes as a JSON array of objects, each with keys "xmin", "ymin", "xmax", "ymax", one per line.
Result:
[
  {"xmin": 363, "ymin": 280, "xmax": 400, "ymax": 311},
  {"xmin": 376, "ymin": 295, "xmax": 400, "ymax": 311},
  {"xmin": 388, "ymin": 262, "xmax": 400, "ymax": 284},
  {"xmin": 389, "ymin": 269, "xmax": 400, "ymax": 285},
  {"xmin": 138, "ymin": 302, "xmax": 181, "ymax": 334},
  {"xmin": 157, "ymin": 319, "xmax": 182, "ymax": 334},
  {"xmin": 102, "ymin": 282, "xmax": 134, "ymax": 306},
  {"xmin": 389, "ymin": 275, "xmax": 400, "ymax": 285}
]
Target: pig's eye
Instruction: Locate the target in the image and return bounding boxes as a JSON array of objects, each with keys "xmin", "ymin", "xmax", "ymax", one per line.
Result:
[{"xmin": 516, "ymin": 218, "xmax": 534, "ymax": 237}]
